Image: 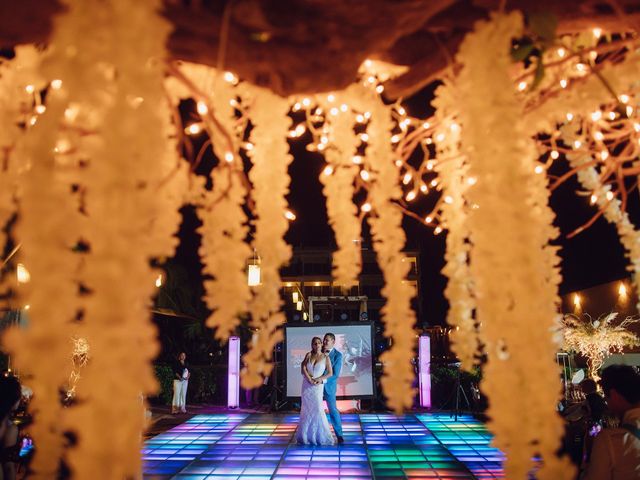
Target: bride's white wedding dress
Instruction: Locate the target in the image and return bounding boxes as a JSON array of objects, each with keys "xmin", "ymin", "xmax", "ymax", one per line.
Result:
[{"xmin": 295, "ymin": 357, "xmax": 336, "ymax": 445}]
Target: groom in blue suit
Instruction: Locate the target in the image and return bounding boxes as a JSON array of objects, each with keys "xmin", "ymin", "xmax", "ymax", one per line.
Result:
[{"xmin": 322, "ymin": 333, "xmax": 344, "ymax": 444}]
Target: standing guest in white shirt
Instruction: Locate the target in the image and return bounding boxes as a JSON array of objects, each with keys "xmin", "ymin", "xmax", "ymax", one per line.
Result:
[
  {"xmin": 171, "ymin": 352, "xmax": 190, "ymax": 414},
  {"xmin": 583, "ymin": 364, "xmax": 640, "ymax": 480}
]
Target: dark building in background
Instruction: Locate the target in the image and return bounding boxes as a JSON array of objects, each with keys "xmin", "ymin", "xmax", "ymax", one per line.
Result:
[{"xmin": 279, "ymin": 246, "xmax": 423, "ymax": 326}]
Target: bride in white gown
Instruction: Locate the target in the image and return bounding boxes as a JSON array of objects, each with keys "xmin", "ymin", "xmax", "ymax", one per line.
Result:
[{"xmin": 295, "ymin": 337, "xmax": 336, "ymax": 445}]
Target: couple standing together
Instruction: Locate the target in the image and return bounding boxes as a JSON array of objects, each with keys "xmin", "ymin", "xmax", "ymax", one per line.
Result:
[{"xmin": 295, "ymin": 333, "xmax": 344, "ymax": 445}]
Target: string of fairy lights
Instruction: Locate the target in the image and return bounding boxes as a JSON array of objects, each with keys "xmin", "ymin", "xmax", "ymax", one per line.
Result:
[{"xmin": 164, "ymin": 26, "xmax": 640, "ymax": 242}]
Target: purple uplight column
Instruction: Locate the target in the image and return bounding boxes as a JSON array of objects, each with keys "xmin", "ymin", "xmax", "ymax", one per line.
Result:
[
  {"xmin": 228, "ymin": 336, "xmax": 240, "ymax": 408},
  {"xmin": 419, "ymin": 335, "xmax": 432, "ymax": 408}
]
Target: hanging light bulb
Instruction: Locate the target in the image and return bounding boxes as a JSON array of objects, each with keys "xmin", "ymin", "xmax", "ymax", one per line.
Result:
[
  {"xmin": 247, "ymin": 250, "xmax": 261, "ymax": 286},
  {"xmin": 16, "ymin": 263, "xmax": 30, "ymax": 284},
  {"xmin": 155, "ymin": 274, "xmax": 163, "ymax": 288}
]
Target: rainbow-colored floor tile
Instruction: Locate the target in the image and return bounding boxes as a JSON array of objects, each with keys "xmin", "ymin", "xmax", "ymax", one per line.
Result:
[{"xmin": 143, "ymin": 413, "xmax": 504, "ymax": 479}]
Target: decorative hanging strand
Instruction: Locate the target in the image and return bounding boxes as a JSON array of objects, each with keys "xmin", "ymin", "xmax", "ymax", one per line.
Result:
[
  {"xmin": 42, "ymin": 0, "xmax": 187, "ymax": 477},
  {"xmin": 431, "ymin": 80, "xmax": 477, "ymax": 370},
  {"xmin": 350, "ymin": 85, "xmax": 416, "ymax": 413},
  {"xmin": 319, "ymin": 89, "xmax": 362, "ymax": 287},
  {"xmin": 241, "ymin": 87, "xmax": 293, "ymax": 388},
  {"xmin": 456, "ymin": 13, "xmax": 572, "ymax": 479}
]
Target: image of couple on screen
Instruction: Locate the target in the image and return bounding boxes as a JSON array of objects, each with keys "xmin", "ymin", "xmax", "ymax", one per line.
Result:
[{"xmin": 295, "ymin": 333, "xmax": 344, "ymax": 445}]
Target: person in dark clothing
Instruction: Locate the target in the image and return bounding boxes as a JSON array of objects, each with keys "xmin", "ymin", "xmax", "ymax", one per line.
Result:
[
  {"xmin": 580, "ymin": 378, "xmax": 607, "ymax": 423},
  {"xmin": 171, "ymin": 352, "xmax": 190, "ymax": 414}
]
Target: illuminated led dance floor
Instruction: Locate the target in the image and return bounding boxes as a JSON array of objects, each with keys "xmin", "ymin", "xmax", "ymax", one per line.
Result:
[{"xmin": 143, "ymin": 413, "xmax": 504, "ymax": 479}]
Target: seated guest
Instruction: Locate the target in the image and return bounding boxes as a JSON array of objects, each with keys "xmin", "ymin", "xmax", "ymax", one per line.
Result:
[
  {"xmin": 583, "ymin": 365, "xmax": 640, "ymax": 480},
  {"xmin": 0, "ymin": 375, "xmax": 22, "ymax": 480}
]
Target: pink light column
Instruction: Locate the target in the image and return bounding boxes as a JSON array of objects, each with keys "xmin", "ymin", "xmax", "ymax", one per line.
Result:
[
  {"xmin": 228, "ymin": 336, "xmax": 240, "ymax": 408},
  {"xmin": 419, "ymin": 335, "xmax": 432, "ymax": 408}
]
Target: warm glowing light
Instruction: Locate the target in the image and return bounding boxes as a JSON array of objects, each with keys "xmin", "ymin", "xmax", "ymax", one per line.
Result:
[
  {"xmin": 450, "ymin": 122, "xmax": 460, "ymax": 133},
  {"xmin": 593, "ymin": 131, "xmax": 604, "ymax": 141},
  {"xmin": 406, "ymin": 191, "xmax": 416, "ymax": 201},
  {"xmin": 606, "ymin": 191, "xmax": 614, "ymax": 201},
  {"xmin": 284, "ymin": 210, "xmax": 296, "ymax": 221},
  {"xmin": 361, "ymin": 202, "xmax": 372, "ymax": 212},
  {"xmin": 352, "ymin": 155, "xmax": 363, "ymax": 165},
  {"xmin": 292, "ymin": 291, "xmax": 299, "ymax": 303},
  {"xmin": 329, "ymin": 107, "xmax": 339, "ymax": 116},
  {"xmin": 590, "ymin": 194, "xmax": 598, "ymax": 205},
  {"xmin": 17, "ymin": 263, "xmax": 30, "ymax": 283},
  {"xmin": 600, "ymin": 150, "xmax": 609, "ymax": 160},
  {"xmin": 560, "ymin": 79, "xmax": 568, "ymax": 89},
  {"xmin": 35, "ymin": 105, "xmax": 46, "ymax": 114},
  {"xmin": 573, "ymin": 293, "xmax": 581, "ymax": 308},
  {"xmin": 24, "ymin": 304, "xmax": 30, "ymax": 311},
  {"xmin": 360, "ymin": 170, "xmax": 370, "ymax": 181},
  {"xmin": 566, "ymin": 112, "xmax": 574, "ymax": 121},
  {"xmin": 550, "ymin": 150, "xmax": 559, "ymax": 160},
  {"xmin": 591, "ymin": 111, "xmax": 602, "ymax": 121},
  {"xmin": 434, "ymin": 226, "xmax": 443, "ymax": 235},
  {"xmin": 224, "ymin": 151, "xmax": 234, "ymax": 163},
  {"xmin": 355, "ymin": 114, "xmax": 365, "ymax": 123},
  {"xmin": 435, "ymin": 133, "xmax": 445, "ymax": 142},
  {"xmin": 25, "ymin": 84, "xmax": 34, "ymax": 94},
  {"xmin": 557, "ymin": 48, "xmax": 566, "ymax": 58},
  {"xmin": 323, "ymin": 165, "xmax": 334, "ymax": 176},
  {"xmin": 619, "ymin": 94, "xmax": 630, "ymax": 104},
  {"xmin": 575, "ymin": 63, "xmax": 587, "ymax": 73},
  {"xmin": 223, "ymin": 71, "xmax": 237, "ymax": 83},
  {"xmin": 296, "ymin": 299, "xmax": 303, "ymax": 310},
  {"xmin": 375, "ymin": 85, "xmax": 384, "ymax": 94},
  {"xmin": 422, "ymin": 122, "xmax": 430, "ymax": 129},
  {"xmin": 444, "ymin": 195, "xmax": 453, "ymax": 204},
  {"xmin": 327, "ymin": 93, "xmax": 335, "ymax": 102},
  {"xmin": 402, "ymin": 172, "xmax": 412, "ymax": 185},
  {"xmin": 340, "ymin": 103, "xmax": 348, "ymax": 112},
  {"xmin": 186, "ymin": 123, "xmax": 202, "ymax": 135},
  {"xmin": 467, "ymin": 176, "xmax": 477, "ymax": 185},
  {"xmin": 420, "ymin": 184, "xmax": 428, "ymax": 193},
  {"xmin": 64, "ymin": 106, "xmax": 79, "ymax": 122},
  {"xmin": 573, "ymin": 140, "xmax": 582, "ymax": 149},
  {"xmin": 197, "ymin": 101, "xmax": 208, "ymax": 115},
  {"xmin": 534, "ymin": 165, "xmax": 544, "ymax": 174},
  {"xmin": 51, "ymin": 79, "xmax": 63, "ymax": 90},
  {"xmin": 359, "ymin": 133, "xmax": 369, "ymax": 142},
  {"xmin": 608, "ymin": 111, "xmax": 616, "ymax": 120},
  {"xmin": 592, "ymin": 27, "xmax": 602, "ymax": 39},
  {"xmin": 517, "ymin": 81, "xmax": 527, "ymax": 91},
  {"xmin": 618, "ymin": 283, "xmax": 627, "ymax": 297},
  {"xmin": 155, "ymin": 274, "xmax": 163, "ymax": 288},
  {"xmin": 247, "ymin": 264, "xmax": 261, "ymax": 286},
  {"xmin": 425, "ymin": 216, "xmax": 432, "ymax": 224},
  {"xmin": 391, "ymin": 134, "xmax": 401, "ymax": 143}
]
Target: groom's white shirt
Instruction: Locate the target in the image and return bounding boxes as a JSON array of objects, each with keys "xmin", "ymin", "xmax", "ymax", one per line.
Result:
[{"xmin": 322, "ymin": 348, "xmax": 333, "ymax": 383}]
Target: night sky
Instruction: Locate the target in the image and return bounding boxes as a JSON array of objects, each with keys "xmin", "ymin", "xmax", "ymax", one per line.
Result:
[{"xmin": 174, "ymin": 84, "xmax": 639, "ymax": 327}]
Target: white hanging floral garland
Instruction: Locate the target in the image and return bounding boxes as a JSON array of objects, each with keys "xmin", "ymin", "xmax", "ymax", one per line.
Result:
[{"xmin": 456, "ymin": 12, "xmax": 571, "ymax": 479}]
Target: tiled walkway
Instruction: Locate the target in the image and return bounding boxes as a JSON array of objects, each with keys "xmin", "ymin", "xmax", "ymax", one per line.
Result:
[{"xmin": 143, "ymin": 413, "xmax": 504, "ymax": 479}]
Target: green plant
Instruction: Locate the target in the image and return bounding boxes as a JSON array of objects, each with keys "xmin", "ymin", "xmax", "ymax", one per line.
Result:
[{"xmin": 153, "ymin": 364, "xmax": 175, "ymax": 405}]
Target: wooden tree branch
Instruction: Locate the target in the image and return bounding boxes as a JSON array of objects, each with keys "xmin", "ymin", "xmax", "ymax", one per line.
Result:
[{"xmin": 2, "ymin": 0, "xmax": 640, "ymax": 99}]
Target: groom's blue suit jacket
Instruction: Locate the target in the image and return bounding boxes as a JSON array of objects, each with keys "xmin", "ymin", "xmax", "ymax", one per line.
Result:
[{"xmin": 324, "ymin": 349, "xmax": 343, "ymax": 398}]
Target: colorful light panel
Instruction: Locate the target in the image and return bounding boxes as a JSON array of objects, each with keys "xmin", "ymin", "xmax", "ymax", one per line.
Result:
[{"xmin": 143, "ymin": 412, "xmax": 504, "ymax": 479}]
